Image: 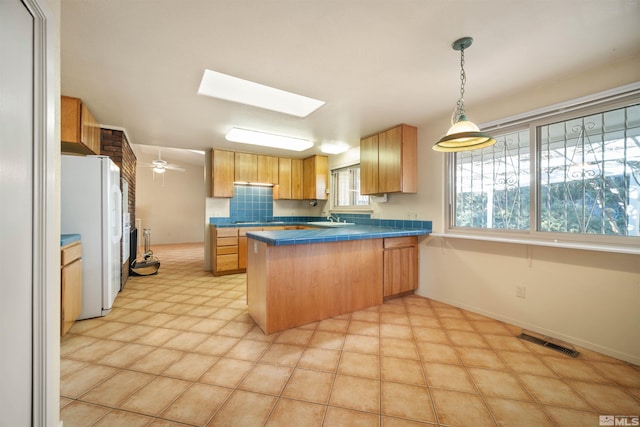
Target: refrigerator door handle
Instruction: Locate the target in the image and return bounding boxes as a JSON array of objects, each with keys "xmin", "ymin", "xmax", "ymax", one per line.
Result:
[{"xmin": 110, "ymin": 183, "xmax": 122, "ymax": 244}]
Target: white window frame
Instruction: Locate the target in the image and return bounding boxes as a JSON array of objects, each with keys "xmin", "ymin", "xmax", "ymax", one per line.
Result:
[
  {"xmin": 442, "ymin": 82, "xmax": 640, "ymax": 255},
  {"xmin": 330, "ymin": 164, "xmax": 371, "ymax": 211}
]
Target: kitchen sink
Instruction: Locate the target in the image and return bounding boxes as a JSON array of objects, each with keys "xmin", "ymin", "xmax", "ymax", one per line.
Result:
[{"xmin": 306, "ymin": 221, "xmax": 355, "ymax": 227}]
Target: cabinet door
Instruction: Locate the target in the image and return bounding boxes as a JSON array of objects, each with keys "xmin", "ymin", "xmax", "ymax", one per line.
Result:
[
  {"xmin": 291, "ymin": 158, "xmax": 304, "ymax": 200},
  {"xmin": 378, "ymin": 124, "xmax": 417, "ymax": 194},
  {"xmin": 303, "ymin": 155, "xmax": 328, "ymax": 200},
  {"xmin": 81, "ymin": 102, "xmax": 100, "ymax": 155},
  {"xmin": 383, "ymin": 239, "xmax": 418, "ymax": 298},
  {"xmin": 238, "ymin": 236, "xmax": 248, "ymax": 269},
  {"xmin": 378, "ymin": 126, "xmax": 403, "ymax": 193},
  {"xmin": 61, "ymin": 258, "xmax": 83, "ymax": 335},
  {"xmin": 258, "ymin": 155, "xmax": 279, "ymax": 184},
  {"xmin": 277, "ymin": 158, "xmax": 292, "ymax": 199},
  {"xmin": 211, "ymin": 149, "xmax": 235, "ymax": 197},
  {"xmin": 61, "ymin": 95, "xmax": 100, "ymax": 155},
  {"xmin": 61, "ymin": 96, "xmax": 81, "ymax": 143},
  {"xmin": 360, "ymin": 134, "xmax": 379, "ymax": 195},
  {"xmin": 235, "ymin": 152, "xmax": 258, "ymax": 182}
]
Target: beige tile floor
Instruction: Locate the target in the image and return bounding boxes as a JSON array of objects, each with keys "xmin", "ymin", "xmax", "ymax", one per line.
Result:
[{"xmin": 60, "ymin": 243, "xmax": 640, "ymax": 427}]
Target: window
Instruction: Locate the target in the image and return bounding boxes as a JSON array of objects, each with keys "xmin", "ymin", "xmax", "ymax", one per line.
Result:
[
  {"xmin": 538, "ymin": 106, "xmax": 640, "ymax": 236},
  {"xmin": 454, "ymin": 129, "xmax": 530, "ymax": 230},
  {"xmin": 332, "ymin": 165, "xmax": 369, "ymax": 208},
  {"xmin": 450, "ymin": 87, "xmax": 640, "ymax": 247}
]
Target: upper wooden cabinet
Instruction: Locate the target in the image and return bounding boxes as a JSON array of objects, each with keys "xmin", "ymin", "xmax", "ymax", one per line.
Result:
[
  {"xmin": 61, "ymin": 95, "xmax": 101, "ymax": 155},
  {"xmin": 234, "ymin": 152, "xmax": 258, "ymax": 182},
  {"xmin": 257, "ymin": 155, "xmax": 279, "ymax": 184},
  {"xmin": 360, "ymin": 134, "xmax": 379, "ymax": 195},
  {"xmin": 211, "ymin": 149, "xmax": 235, "ymax": 198},
  {"xmin": 277, "ymin": 158, "xmax": 292, "ymax": 199},
  {"xmin": 291, "ymin": 159, "xmax": 304, "ymax": 200},
  {"xmin": 360, "ymin": 124, "xmax": 417, "ymax": 195},
  {"xmin": 276, "ymin": 157, "xmax": 304, "ymax": 200},
  {"xmin": 210, "ymin": 149, "xmax": 306, "ymax": 198},
  {"xmin": 303, "ymin": 155, "xmax": 328, "ymax": 200}
]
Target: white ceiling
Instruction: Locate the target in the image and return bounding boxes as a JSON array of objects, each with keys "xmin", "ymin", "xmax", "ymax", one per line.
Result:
[{"xmin": 61, "ymin": 0, "xmax": 640, "ymax": 161}]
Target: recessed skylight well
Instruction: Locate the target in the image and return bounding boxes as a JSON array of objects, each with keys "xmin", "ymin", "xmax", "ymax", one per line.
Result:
[
  {"xmin": 198, "ymin": 69, "xmax": 325, "ymax": 117},
  {"xmin": 225, "ymin": 128, "xmax": 314, "ymax": 152}
]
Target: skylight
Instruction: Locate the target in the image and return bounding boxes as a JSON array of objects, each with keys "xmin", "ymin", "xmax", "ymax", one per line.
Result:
[{"xmin": 197, "ymin": 69, "xmax": 325, "ymax": 117}]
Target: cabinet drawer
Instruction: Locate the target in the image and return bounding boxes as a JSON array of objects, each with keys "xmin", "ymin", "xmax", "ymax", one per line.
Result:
[
  {"xmin": 216, "ymin": 254, "xmax": 238, "ymax": 271},
  {"xmin": 216, "ymin": 227, "xmax": 238, "ymax": 238},
  {"xmin": 217, "ymin": 245, "xmax": 238, "ymax": 255},
  {"xmin": 61, "ymin": 242, "xmax": 82, "ymax": 265},
  {"xmin": 217, "ymin": 236, "xmax": 238, "ymax": 247},
  {"xmin": 383, "ymin": 236, "xmax": 417, "ymax": 249}
]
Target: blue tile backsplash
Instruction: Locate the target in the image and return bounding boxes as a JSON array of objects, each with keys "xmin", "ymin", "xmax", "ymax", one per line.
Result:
[
  {"xmin": 210, "ymin": 188, "xmax": 431, "ymax": 231},
  {"xmin": 229, "ymin": 184, "xmax": 273, "ymax": 222}
]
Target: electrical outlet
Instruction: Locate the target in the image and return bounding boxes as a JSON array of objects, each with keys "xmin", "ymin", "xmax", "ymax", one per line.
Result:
[{"xmin": 516, "ymin": 286, "xmax": 526, "ymax": 298}]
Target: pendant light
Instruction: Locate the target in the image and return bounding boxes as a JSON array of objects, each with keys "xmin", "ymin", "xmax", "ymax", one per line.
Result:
[{"xmin": 433, "ymin": 37, "xmax": 496, "ymax": 152}]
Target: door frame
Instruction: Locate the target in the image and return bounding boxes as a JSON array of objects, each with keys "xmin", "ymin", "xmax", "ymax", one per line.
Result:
[{"xmin": 23, "ymin": 0, "xmax": 60, "ymax": 424}]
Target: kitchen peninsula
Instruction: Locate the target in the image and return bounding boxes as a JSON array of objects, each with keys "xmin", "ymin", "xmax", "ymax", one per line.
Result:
[{"xmin": 243, "ymin": 221, "xmax": 430, "ymax": 334}]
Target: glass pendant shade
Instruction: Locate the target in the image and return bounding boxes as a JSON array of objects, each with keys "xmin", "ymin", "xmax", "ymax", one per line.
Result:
[{"xmin": 433, "ymin": 114, "xmax": 496, "ymax": 152}]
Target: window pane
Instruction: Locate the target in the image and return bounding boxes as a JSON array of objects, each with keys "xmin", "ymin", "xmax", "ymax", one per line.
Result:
[
  {"xmin": 333, "ymin": 165, "xmax": 369, "ymax": 207},
  {"xmin": 454, "ymin": 129, "xmax": 530, "ymax": 229},
  {"xmin": 538, "ymin": 104, "xmax": 640, "ymax": 236}
]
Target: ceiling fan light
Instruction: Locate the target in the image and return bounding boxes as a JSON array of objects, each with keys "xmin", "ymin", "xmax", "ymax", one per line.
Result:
[{"xmin": 153, "ymin": 166, "xmax": 166, "ymax": 174}]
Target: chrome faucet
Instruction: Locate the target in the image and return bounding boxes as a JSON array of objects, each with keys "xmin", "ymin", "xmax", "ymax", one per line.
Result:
[{"xmin": 327, "ymin": 213, "xmax": 340, "ymax": 222}]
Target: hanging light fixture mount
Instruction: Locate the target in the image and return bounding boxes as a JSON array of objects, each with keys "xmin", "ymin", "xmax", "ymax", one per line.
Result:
[{"xmin": 433, "ymin": 36, "xmax": 496, "ymax": 152}]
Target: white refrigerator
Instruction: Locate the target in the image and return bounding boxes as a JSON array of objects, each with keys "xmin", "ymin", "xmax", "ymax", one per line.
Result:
[{"xmin": 61, "ymin": 155, "xmax": 122, "ymax": 319}]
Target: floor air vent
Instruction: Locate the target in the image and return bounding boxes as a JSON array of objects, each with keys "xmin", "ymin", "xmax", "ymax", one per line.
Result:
[{"xmin": 518, "ymin": 330, "xmax": 580, "ymax": 358}]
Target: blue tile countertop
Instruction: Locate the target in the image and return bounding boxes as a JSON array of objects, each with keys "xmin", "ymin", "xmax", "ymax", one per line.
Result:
[
  {"xmin": 60, "ymin": 234, "xmax": 81, "ymax": 246},
  {"xmin": 210, "ymin": 215, "xmax": 432, "ymax": 246},
  {"xmin": 246, "ymin": 225, "xmax": 430, "ymax": 246}
]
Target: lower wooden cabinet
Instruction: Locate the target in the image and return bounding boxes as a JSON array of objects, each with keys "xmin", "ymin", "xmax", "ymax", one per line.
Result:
[
  {"xmin": 383, "ymin": 236, "xmax": 418, "ymax": 299},
  {"xmin": 212, "ymin": 226, "xmax": 284, "ymax": 275},
  {"xmin": 210, "ymin": 226, "xmax": 240, "ymax": 276},
  {"xmin": 61, "ymin": 241, "xmax": 83, "ymax": 336}
]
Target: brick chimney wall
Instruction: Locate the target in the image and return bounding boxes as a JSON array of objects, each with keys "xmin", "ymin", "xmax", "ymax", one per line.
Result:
[
  {"xmin": 101, "ymin": 128, "xmax": 136, "ymax": 219},
  {"xmin": 101, "ymin": 128, "xmax": 137, "ymax": 287}
]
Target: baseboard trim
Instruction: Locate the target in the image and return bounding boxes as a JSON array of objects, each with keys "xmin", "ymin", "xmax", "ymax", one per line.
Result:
[{"xmin": 414, "ymin": 291, "xmax": 640, "ymax": 365}]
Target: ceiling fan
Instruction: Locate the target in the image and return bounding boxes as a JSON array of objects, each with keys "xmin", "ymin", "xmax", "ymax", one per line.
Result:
[{"xmin": 140, "ymin": 152, "xmax": 186, "ymax": 174}]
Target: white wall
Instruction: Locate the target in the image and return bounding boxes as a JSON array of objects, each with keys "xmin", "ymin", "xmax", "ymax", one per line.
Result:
[
  {"xmin": 415, "ymin": 55, "xmax": 640, "ymax": 364},
  {"xmin": 136, "ymin": 162, "xmax": 205, "ymax": 245}
]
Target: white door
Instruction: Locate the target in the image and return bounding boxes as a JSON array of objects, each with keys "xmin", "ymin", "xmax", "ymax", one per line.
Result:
[{"xmin": 0, "ymin": 0, "xmax": 35, "ymax": 424}]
